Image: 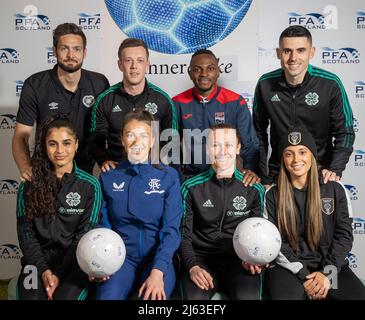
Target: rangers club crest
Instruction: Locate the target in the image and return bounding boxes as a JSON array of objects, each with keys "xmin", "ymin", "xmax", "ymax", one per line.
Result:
[
  {"xmin": 321, "ymin": 198, "xmax": 334, "ymax": 215},
  {"xmin": 288, "ymin": 132, "xmax": 301, "ymax": 145}
]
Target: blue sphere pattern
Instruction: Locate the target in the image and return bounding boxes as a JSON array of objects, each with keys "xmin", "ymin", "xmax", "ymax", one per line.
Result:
[{"xmin": 105, "ymin": 0, "xmax": 253, "ymax": 54}]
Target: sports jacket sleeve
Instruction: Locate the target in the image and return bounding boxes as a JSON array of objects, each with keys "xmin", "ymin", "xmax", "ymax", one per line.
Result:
[
  {"xmin": 236, "ymin": 97, "xmax": 259, "ymax": 173},
  {"xmin": 159, "ymin": 95, "xmax": 182, "ymax": 175},
  {"xmin": 97, "ymin": 176, "xmax": 113, "ymax": 229},
  {"xmin": 178, "ymin": 185, "xmax": 197, "ymax": 271},
  {"xmin": 321, "ymin": 182, "xmax": 353, "ymax": 272},
  {"xmin": 251, "ymin": 183, "xmax": 265, "ymax": 217},
  {"xmin": 265, "ymin": 187, "xmax": 311, "ymax": 281},
  {"xmin": 53, "ymin": 181, "xmax": 102, "ymax": 279},
  {"xmin": 252, "ymin": 83, "xmax": 271, "ymax": 183},
  {"xmin": 170, "ymin": 98, "xmax": 185, "ymax": 177},
  {"xmin": 152, "ymin": 169, "xmax": 183, "ymax": 274},
  {"xmin": 159, "ymin": 96, "xmax": 173, "ymax": 134},
  {"xmin": 16, "ymin": 78, "xmax": 38, "ymax": 126},
  {"xmin": 328, "ymin": 81, "xmax": 355, "ymax": 177},
  {"xmin": 90, "ymin": 95, "xmax": 112, "ymax": 166},
  {"xmin": 16, "ymin": 183, "xmax": 50, "ymax": 276}
]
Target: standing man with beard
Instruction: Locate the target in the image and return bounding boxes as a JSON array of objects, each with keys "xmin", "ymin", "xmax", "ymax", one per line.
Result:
[{"xmin": 12, "ymin": 23, "xmax": 109, "ymax": 178}]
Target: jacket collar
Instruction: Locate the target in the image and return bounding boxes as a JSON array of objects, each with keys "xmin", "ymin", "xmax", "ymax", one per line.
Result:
[
  {"xmin": 118, "ymin": 159, "xmax": 153, "ymax": 175},
  {"xmin": 278, "ymin": 66, "xmax": 311, "ymax": 89},
  {"xmin": 208, "ymin": 166, "xmax": 236, "ymax": 186},
  {"xmin": 192, "ymin": 85, "xmax": 219, "ymax": 103},
  {"xmin": 56, "ymin": 161, "xmax": 78, "ymax": 187},
  {"xmin": 50, "ymin": 64, "xmax": 87, "ymax": 92},
  {"xmin": 119, "ymin": 79, "xmax": 149, "ymax": 97}
]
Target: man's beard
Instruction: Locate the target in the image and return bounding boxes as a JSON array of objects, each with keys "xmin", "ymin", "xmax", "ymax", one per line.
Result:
[{"xmin": 57, "ymin": 59, "xmax": 83, "ymax": 73}]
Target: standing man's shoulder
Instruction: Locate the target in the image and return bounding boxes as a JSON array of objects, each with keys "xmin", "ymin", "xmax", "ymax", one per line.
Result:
[
  {"xmin": 257, "ymin": 68, "xmax": 283, "ymax": 85},
  {"xmin": 23, "ymin": 68, "xmax": 53, "ymax": 88},
  {"xmin": 92, "ymin": 82, "xmax": 123, "ymax": 114},
  {"xmin": 172, "ymin": 88, "xmax": 194, "ymax": 104},
  {"xmin": 306, "ymin": 64, "xmax": 344, "ymax": 85},
  {"xmin": 216, "ymin": 86, "xmax": 244, "ymax": 105},
  {"xmin": 81, "ymin": 68, "xmax": 110, "ymax": 88},
  {"xmin": 95, "ymin": 81, "xmax": 122, "ymax": 101},
  {"xmin": 146, "ymin": 81, "xmax": 173, "ymax": 104}
]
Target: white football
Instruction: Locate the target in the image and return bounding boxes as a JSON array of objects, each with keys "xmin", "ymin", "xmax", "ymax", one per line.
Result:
[
  {"xmin": 233, "ymin": 217, "xmax": 281, "ymax": 265},
  {"xmin": 76, "ymin": 228, "xmax": 126, "ymax": 277}
]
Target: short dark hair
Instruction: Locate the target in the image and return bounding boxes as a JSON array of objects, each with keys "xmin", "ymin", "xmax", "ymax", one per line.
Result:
[
  {"xmin": 53, "ymin": 23, "xmax": 87, "ymax": 48},
  {"xmin": 190, "ymin": 49, "xmax": 218, "ymax": 64},
  {"xmin": 209, "ymin": 123, "xmax": 241, "ymax": 145},
  {"xmin": 279, "ymin": 25, "xmax": 312, "ymax": 45},
  {"xmin": 118, "ymin": 38, "xmax": 149, "ymax": 59},
  {"xmin": 121, "ymin": 109, "xmax": 156, "ymax": 135}
]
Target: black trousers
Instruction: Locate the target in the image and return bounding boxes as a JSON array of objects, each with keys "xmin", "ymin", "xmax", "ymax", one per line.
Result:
[
  {"xmin": 17, "ymin": 265, "xmax": 90, "ymax": 300},
  {"xmin": 266, "ymin": 265, "xmax": 365, "ymax": 300},
  {"xmin": 180, "ymin": 257, "xmax": 262, "ymax": 300}
]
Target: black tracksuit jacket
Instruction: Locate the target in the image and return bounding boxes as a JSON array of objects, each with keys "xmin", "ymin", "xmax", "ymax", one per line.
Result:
[
  {"xmin": 16, "ymin": 166, "xmax": 102, "ymax": 279},
  {"xmin": 179, "ymin": 167, "xmax": 265, "ymax": 271},
  {"xmin": 253, "ymin": 65, "xmax": 355, "ymax": 184},
  {"xmin": 90, "ymin": 80, "xmax": 178, "ymax": 166},
  {"xmin": 265, "ymin": 181, "xmax": 353, "ymax": 280}
]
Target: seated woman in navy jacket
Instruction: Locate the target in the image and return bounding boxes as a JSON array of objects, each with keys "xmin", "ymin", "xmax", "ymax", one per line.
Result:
[{"xmin": 97, "ymin": 110, "xmax": 183, "ymax": 300}]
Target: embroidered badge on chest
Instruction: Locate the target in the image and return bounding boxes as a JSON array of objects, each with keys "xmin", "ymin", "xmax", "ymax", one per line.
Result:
[
  {"xmin": 145, "ymin": 102, "xmax": 158, "ymax": 115},
  {"xmin": 322, "ymin": 198, "xmax": 334, "ymax": 215},
  {"xmin": 66, "ymin": 192, "xmax": 81, "ymax": 206},
  {"xmin": 144, "ymin": 178, "xmax": 165, "ymax": 194},
  {"xmin": 215, "ymin": 112, "xmax": 225, "ymax": 124},
  {"xmin": 305, "ymin": 92, "xmax": 319, "ymax": 106},
  {"xmin": 83, "ymin": 95, "xmax": 95, "ymax": 108},
  {"xmin": 233, "ymin": 196, "xmax": 247, "ymax": 210}
]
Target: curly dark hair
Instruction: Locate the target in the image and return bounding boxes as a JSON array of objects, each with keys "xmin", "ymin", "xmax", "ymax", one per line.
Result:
[{"xmin": 25, "ymin": 114, "xmax": 77, "ymax": 218}]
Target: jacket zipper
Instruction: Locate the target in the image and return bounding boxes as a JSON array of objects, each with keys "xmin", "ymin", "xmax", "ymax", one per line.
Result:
[
  {"xmin": 139, "ymin": 222, "xmax": 143, "ymax": 258},
  {"xmin": 292, "ymin": 91, "xmax": 296, "ymax": 128},
  {"xmin": 219, "ymin": 180, "xmax": 227, "ymax": 232}
]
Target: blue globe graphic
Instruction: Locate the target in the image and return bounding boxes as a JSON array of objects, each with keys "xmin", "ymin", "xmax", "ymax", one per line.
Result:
[{"xmin": 105, "ymin": 0, "xmax": 253, "ymax": 54}]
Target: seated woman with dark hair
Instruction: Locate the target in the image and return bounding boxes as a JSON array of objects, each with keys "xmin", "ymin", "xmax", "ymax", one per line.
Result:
[
  {"xmin": 16, "ymin": 114, "xmax": 101, "ymax": 300},
  {"xmin": 179, "ymin": 124, "xmax": 266, "ymax": 300}
]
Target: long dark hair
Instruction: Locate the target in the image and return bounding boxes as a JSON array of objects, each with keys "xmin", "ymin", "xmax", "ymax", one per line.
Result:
[
  {"xmin": 277, "ymin": 153, "xmax": 322, "ymax": 251},
  {"xmin": 25, "ymin": 114, "xmax": 77, "ymax": 218}
]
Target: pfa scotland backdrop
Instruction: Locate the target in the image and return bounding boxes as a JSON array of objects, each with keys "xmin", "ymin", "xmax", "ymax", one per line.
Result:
[{"xmin": 0, "ymin": 0, "xmax": 364, "ymax": 285}]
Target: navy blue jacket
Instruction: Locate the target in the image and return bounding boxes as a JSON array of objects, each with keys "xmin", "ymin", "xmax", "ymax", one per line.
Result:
[
  {"xmin": 99, "ymin": 161, "xmax": 183, "ymax": 274},
  {"xmin": 173, "ymin": 86, "xmax": 259, "ymax": 176}
]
